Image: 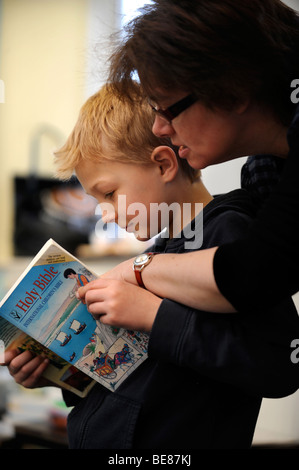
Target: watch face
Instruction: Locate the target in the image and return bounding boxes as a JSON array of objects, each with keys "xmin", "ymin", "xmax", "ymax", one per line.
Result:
[{"xmin": 135, "ymin": 254, "xmax": 149, "ymax": 265}]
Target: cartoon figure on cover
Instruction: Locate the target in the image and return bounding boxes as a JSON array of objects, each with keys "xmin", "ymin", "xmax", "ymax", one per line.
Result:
[{"xmin": 64, "ymin": 268, "xmax": 89, "ymax": 289}]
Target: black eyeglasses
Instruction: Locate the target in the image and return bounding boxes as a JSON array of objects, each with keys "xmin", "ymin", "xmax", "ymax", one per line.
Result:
[{"xmin": 149, "ymin": 93, "xmax": 197, "ymax": 123}]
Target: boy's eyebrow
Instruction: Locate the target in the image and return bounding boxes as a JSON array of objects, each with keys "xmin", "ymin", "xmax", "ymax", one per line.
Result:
[{"xmin": 89, "ymin": 179, "xmax": 112, "ymax": 193}]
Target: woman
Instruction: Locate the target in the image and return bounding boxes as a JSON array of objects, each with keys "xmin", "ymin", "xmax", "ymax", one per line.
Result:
[{"xmin": 103, "ymin": 0, "xmax": 299, "ymax": 315}]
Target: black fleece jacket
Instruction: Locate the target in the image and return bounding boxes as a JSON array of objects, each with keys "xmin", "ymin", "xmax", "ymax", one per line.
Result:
[{"xmin": 64, "ymin": 189, "xmax": 299, "ymax": 449}]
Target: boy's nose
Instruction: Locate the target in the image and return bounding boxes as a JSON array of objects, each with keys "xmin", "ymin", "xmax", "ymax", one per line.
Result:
[
  {"xmin": 100, "ymin": 205, "xmax": 116, "ymax": 224},
  {"xmin": 152, "ymin": 114, "xmax": 175, "ymax": 138},
  {"xmin": 102, "ymin": 209, "xmax": 127, "ymax": 230}
]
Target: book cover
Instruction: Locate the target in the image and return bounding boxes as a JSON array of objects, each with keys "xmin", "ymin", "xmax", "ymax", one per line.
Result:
[
  {"xmin": 0, "ymin": 239, "xmax": 148, "ymax": 394},
  {"xmin": 0, "ymin": 316, "xmax": 96, "ymax": 397}
]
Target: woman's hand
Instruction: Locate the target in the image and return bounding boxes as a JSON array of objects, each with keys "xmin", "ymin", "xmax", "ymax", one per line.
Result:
[
  {"xmin": 100, "ymin": 257, "xmax": 137, "ymax": 284},
  {"xmin": 77, "ymin": 278, "xmax": 162, "ymax": 332},
  {"xmin": 2, "ymin": 349, "xmax": 52, "ymax": 389}
]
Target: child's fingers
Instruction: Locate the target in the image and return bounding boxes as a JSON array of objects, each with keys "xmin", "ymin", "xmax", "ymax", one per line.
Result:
[
  {"xmin": 1, "ymin": 348, "xmax": 21, "ymax": 366},
  {"xmin": 76, "ymin": 278, "xmax": 110, "ymax": 301},
  {"xmin": 20, "ymin": 357, "xmax": 50, "ymax": 389},
  {"xmin": 7, "ymin": 350, "xmax": 35, "ymax": 374},
  {"xmin": 8, "ymin": 351, "xmax": 49, "ymax": 387}
]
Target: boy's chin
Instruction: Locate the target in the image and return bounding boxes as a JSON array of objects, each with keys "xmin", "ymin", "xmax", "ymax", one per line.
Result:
[
  {"xmin": 133, "ymin": 229, "xmax": 156, "ymax": 242},
  {"xmin": 135, "ymin": 234, "xmax": 151, "ymax": 242},
  {"xmin": 129, "ymin": 226, "xmax": 159, "ymax": 242}
]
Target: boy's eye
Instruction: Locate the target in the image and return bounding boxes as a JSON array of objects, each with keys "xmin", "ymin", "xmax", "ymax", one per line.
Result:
[{"xmin": 105, "ymin": 191, "xmax": 115, "ymax": 199}]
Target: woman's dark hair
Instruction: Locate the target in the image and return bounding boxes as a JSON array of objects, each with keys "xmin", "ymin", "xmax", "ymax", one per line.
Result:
[{"xmin": 109, "ymin": 0, "xmax": 299, "ymax": 125}]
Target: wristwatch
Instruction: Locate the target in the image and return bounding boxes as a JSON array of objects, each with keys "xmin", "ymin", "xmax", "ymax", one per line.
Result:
[{"xmin": 133, "ymin": 252, "xmax": 156, "ymax": 288}]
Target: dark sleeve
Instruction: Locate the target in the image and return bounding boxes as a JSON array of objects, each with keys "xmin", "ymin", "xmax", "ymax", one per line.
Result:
[
  {"xmin": 148, "ymin": 192, "xmax": 299, "ymax": 398},
  {"xmin": 62, "ymin": 390, "xmax": 83, "ymax": 407},
  {"xmin": 214, "ymin": 105, "xmax": 299, "ymax": 312},
  {"xmin": 148, "ymin": 297, "xmax": 299, "ymax": 398}
]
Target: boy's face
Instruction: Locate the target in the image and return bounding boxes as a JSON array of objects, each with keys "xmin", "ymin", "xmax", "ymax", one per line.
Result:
[{"xmin": 76, "ymin": 159, "xmax": 173, "ymax": 241}]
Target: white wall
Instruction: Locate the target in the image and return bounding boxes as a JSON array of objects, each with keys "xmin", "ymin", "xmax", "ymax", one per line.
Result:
[
  {"xmin": 85, "ymin": 0, "xmax": 121, "ymax": 97},
  {"xmin": 285, "ymin": 0, "xmax": 299, "ymax": 9},
  {"xmin": 0, "ymin": 0, "xmax": 86, "ymax": 260},
  {"xmin": 0, "ymin": 0, "xmax": 120, "ymax": 261}
]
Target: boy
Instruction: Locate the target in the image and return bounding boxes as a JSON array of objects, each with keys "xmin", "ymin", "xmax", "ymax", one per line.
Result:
[
  {"xmin": 64, "ymin": 268, "xmax": 89, "ymax": 287},
  {"xmin": 5, "ymin": 84, "xmax": 299, "ymax": 449}
]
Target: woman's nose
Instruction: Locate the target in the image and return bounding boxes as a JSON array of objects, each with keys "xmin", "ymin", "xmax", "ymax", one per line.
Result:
[{"xmin": 152, "ymin": 114, "xmax": 175, "ymax": 138}]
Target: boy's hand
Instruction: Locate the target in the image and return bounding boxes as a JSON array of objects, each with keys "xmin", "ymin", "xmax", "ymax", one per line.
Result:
[
  {"xmin": 77, "ymin": 279, "xmax": 162, "ymax": 332},
  {"xmin": 2, "ymin": 349, "xmax": 52, "ymax": 389}
]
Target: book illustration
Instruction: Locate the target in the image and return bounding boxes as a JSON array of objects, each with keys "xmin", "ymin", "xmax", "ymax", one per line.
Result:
[
  {"xmin": 0, "ymin": 316, "xmax": 95, "ymax": 397},
  {"xmin": 0, "ymin": 239, "xmax": 149, "ymax": 393},
  {"xmin": 70, "ymin": 319, "xmax": 86, "ymax": 335}
]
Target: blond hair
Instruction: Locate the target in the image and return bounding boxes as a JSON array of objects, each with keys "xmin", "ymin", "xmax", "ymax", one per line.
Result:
[{"xmin": 54, "ymin": 82, "xmax": 198, "ymax": 181}]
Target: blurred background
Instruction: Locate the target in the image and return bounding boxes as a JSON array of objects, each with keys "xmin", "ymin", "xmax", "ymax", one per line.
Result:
[{"xmin": 0, "ymin": 0, "xmax": 299, "ymax": 449}]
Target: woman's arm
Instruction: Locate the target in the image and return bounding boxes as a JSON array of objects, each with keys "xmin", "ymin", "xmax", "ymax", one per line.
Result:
[
  {"xmin": 102, "ymin": 115, "xmax": 299, "ymax": 314},
  {"xmin": 137, "ymin": 248, "xmax": 237, "ymax": 312},
  {"xmin": 101, "ymin": 247, "xmax": 236, "ymax": 313}
]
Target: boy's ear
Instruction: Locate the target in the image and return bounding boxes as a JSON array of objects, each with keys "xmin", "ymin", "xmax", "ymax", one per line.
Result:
[{"xmin": 150, "ymin": 146, "xmax": 179, "ymax": 182}]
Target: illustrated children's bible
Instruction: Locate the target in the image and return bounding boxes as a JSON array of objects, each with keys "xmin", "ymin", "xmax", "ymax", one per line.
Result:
[{"xmin": 0, "ymin": 239, "xmax": 149, "ymax": 397}]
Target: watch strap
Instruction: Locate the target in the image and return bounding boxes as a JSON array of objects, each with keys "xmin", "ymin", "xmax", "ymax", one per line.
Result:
[
  {"xmin": 134, "ymin": 252, "xmax": 156, "ymax": 288},
  {"xmin": 134, "ymin": 269, "xmax": 145, "ymax": 288}
]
